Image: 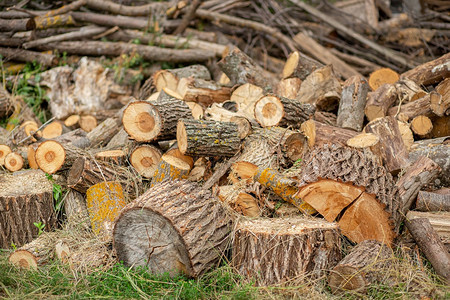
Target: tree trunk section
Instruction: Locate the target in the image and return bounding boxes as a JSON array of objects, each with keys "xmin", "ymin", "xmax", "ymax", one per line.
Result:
[
  {"xmin": 410, "ymin": 115, "xmax": 433, "ymax": 137},
  {"xmin": 337, "ymin": 75, "xmax": 369, "ymax": 131},
  {"xmin": 4, "ymin": 152, "xmax": 24, "ymax": 172},
  {"xmin": 407, "ymin": 211, "xmax": 450, "ymax": 246},
  {"xmin": 232, "ymin": 216, "xmax": 341, "ymax": 286},
  {"xmin": 122, "ymin": 101, "xmax": 162, "ymax": 142},
  {"xmin": 113, "ymin": 180, "xmax": 232, "ymax": 277},
  {"xmin": 64, "ymin": 189, "xmax": 90, "ymax": 230},
  {"xmin": 217, "ymin": 185, "xmax": 261, "ymax": 217},
  {"xmin": 35, "ymin": 140, "xmax": 84, "ymax": 174},
  {"xmin": 0, "ymin": 170, "xmax": 56, "ymax": 248},
  {"xmin": 86, "ymin": 117, "xmax": 120, "ymax": 148},
  {"xmin": 152, "ymin": 64, "xmax": 211, "ymax": 92},
  {"xmin": 328, "ymin": 240, "xmax": 392, "ymax": 294},
  {"xmin": 388, "ymin": 92, "xmax": 433, "ymax": 120},
  {"xmin": 0, "ymin": 47, "xmax": 56, "ymax": 67},
  {"xmin": 177, "ymin": 77, "xmax": 231, "ymax": 106}
]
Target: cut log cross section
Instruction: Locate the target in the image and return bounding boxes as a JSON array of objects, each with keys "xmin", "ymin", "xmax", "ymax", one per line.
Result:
[{"xmin": 122, "ymin": 100, "xmax": 162, "ymax": 142}]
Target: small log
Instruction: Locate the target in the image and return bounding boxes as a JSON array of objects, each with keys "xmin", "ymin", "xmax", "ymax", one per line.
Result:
[
  {"xmin": 397, "ymin": 121, "xmax": 414, "ymax": 151},
  {"xmin": 282, "ymin": 50, "xmax": 323, "ymax": 80},
  {"xmin": 276, "ymin": 77, "xmax": 302, "ymax": 99},
  {"xmin": 405, "ymin": 217, "xmax": 450, "ymax": 284},
  {"xmin": 150, "ymin": 154, "xmax": 192, "ymax": 187},
  {"xmin": 296, "ymin": 65, "xmax": 342, "ymax": 111},
  {"xmin": 409, "ymin": 137, "xmax": 450, "ymax": 186},
  {"xmin": 177, "ymin": 78, "xmax": 231, "ymax": 106},
  {"xmin": 328, "ymin": 240, "xmax": 392, "ymax": 294},
  {"xmin": 85, "ymin": 0, "xmax": 169, "ymax": 16},
  {"xmin": 86, "ymin": 181, "xmax": 126, "ymax": 238},
  {"xmin": 113, "ymin": 180, "xmax": 232, "ymax": 277},
  {"xmin": 301, "ymin": 119, "xmax": 357, "ymax": 148},
  {"xmin": 64, "ymin": 189, "xmax": 89, "ymax": 230},
  {"xmin": 368, "ymin": 68, "xmax": 399, "ymax": 91},
  {"xmin": 416, "ymin": 190, "xmax": 450, "ymax": 212},
  {"xmin": 394, "ymin": 156, "xmax": 441, "ymax": 232},
  {"xmin": 388, "ymin": 93, "xmax": 433, "ymax": 120},
  {"xmin": 400, "ymin": 52, "xmax": 450, "ymax": 86},
  {"xmin": 4, "ymin": 152, "xmax": 24, "ymax": 172},
  {"xmin": 0, "ymin": 18, "xmax": 35, "ymax": 32},
  {"xmin": 122, "ymin": 101, "xmax": 161, "ymax": 142},
  {"xmin": 0, "ymin": 144, "xmax": 12, "ymax": 165},
  {"xmin": 218, "ymin": 48, "xmax": 278, "ymax": 93},
  {"xmin": 217, "ymin": 185, "xmax": 260, "ymax": 217},
  {"xmin": 153, "ymin": 65, "xmax": 211, "ymax": 92},
  {"xmin": 364, "ymin": 116, "xmax": 409, "ymax": 174},
  {"xmin": 86, "ymin": 117, "xmax": 120, "ymax": 148},
  {"xmin": 432, "ymin": 78, "xmax": 450, "ymax": 117},
  {"xmin": 177, "ymin": 119, "xmax": 240, "ymax": 157},
  {"xmin": 64, "ymin": 115, "xmax": 80, "ymax": 129},
  {"xmin": 254, "ymin": 95, "xmax": 315, "ymax": 128},
  {"xmin": 336, "ymin": 75, "xmax": 369, "ymax": 131},
  {"xmin": 94, "ymin": 149, "xmax": 126, "ymax": 165},
  {"xmin": 410, "ymin": 115, "xmax": 433, "ymax": 137},
  {"xmin": 41, "ymin": 121, "xmax": 67, "ymax": 139},
  {"xmin": 364, "ymin": 83, "xmax": 397, "ymax": 121},
  {"xmin": 129, "ymin": 144, "xmax": 162, "ymax": 178},
  {"xmin": 79, "ymin": 115, "xmax": 97, "ymax": 133},
  {"xmin": 35, "ymin": 140, "xmax": 82, "ymax": 174},
  {"xmin": 407, "ymin": 211, "xmax": 450, "ymax": 246},
  {"xmin": 11, "ymin": 120, "xmax": 41, "ymax": 145},
  {"xmin": 0, "ymin": 170, "xmax": 56, "ymax": 248},
  {"xmin": 230, "ymin": 83, "xmax": 263, "ymax": 120},
  {"xmin": 0, "ymin": 47, "xmax": 56, "ymax": 67},
  {"xmin": 232, "ymin": 216, "xmax": 341, "ymax": 286},
  {"xmin": 8, "ymin": 232, "xmax": 58, "ymax": 270}
]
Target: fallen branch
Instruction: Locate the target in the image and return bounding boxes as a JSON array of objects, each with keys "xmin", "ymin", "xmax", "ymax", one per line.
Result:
[
  {"xmin": 85, "ymin": 0, "xmax": 170, "ymax": 17},
  {"xmin": 0, "ymin": 47, "xmax": 57, "ymax": 67}
]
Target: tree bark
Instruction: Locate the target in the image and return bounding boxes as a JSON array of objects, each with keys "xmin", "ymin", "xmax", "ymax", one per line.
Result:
[
  {"xmin": 301, "ymin": 119, "xmax": 357, "ymax": 148},
  {"xmin": 150, "ymin": 154, "xmax": 192, "ymax": 187},
  {"xmin": 416, "ymin": 190, "xmax": 450, "ymax": 212},
  {"xmin": 152, "ymin": 65, "xmax": 211, "ymax": 92},
  {"xmin": 0, "ymin": 47, "xmax": 57, "ymax": 67},
  {"xmin": 85, "ymin": 0, "xmax": 169, "ymax": 16},
  {"xmin": 113, "ymin": 180, "xmax": 232, "ymax": 277},
  {"xmin": 0, "ymin": 18, "xmax": 34, "ymax": 32},
  {"xmin": 400, "ymin": 52, "xmax": 450, "ymax": 86},
  {"xmin": 177, "ymin": 78, "xmax": 231, "ymax": 106},
  {"xmin": 337, "ymin": 75, "xmax": 369, "ymax": 131},
  {"xmin": 365, "ymin": 83, "xmax": 397, "ymax": 121}
]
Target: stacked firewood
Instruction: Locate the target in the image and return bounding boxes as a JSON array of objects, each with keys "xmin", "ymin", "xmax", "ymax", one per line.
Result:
[{"xmin": 0, "ymin": 0, "xmax": 449, "ymax": 292}]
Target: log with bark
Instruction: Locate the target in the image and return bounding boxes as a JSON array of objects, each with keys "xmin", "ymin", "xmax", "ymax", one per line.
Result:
[
  {"xmin": 400, "ymin": 52, "xmax": 450, "ymax": 86},
  {"xmin": 129, "ymin": 144, "xmax": 162, "ymax": 179},
  {"xmin": 300, "ymin": 119, "xmax": 357, "ymax": 148},
  {"xmin": 415, "ymin": 190, "xmax": 450, "ymax": 212},
  {"xmin": 113, "ymin": 180, "xmax": 232, "ymax": 277},
  {"xmin": 282, "ymin": 50, "xmax": 324, "ymax": 81},
  {"xmin": 152, "ymin": 64, "xmax": 211, "ymax": 92},
  {"xmin": 336, "ymin": 75, "xmax": 369, "ymax": 131},
  {"xmin": 406, "ymin": 211, "xmax": 450, "ymax": 246}
]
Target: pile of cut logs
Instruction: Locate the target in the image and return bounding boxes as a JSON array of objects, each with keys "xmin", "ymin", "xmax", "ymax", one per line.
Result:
[{"xmin": 0, "ymin": 0, "xmax": 449, "ymax": 294}]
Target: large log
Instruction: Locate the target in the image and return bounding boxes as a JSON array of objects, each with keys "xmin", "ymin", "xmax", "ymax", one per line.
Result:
[
  {"xmin": 0, "ymin": 170, "xmax": 56, "ymax": 248},
  {"xmin": 328, "ymin": 240, "xmax": 392, "ymax": 294},
  {"xmin": 113, "ymin": 180, "xmax": 232, "ymax": 277},
  {"xmin": 232, "ymin": 216, "xmax": 341, "ymax": 286}
]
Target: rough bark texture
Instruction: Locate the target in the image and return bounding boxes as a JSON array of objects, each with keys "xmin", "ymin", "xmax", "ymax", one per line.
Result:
[
  {"xmin": 400, "ymin": 52, "xmax": 450, "ymax": 86},
  {"xmin": 177, "ymin": 78, "xmax": 231, "ymax": 106},
  {"xmin": 0, "ymin": 170, "xmax": 56, "ymax": 248},
  {"xmin": 388, "ymin": 93, "xmax": 433, "ymax": 120},
  {"xmin": 0, "ymin": 86, "xmax": 13, "ymax": 119},
  {"xmin": 86, "ymin": 117, "xmax": 120, "ymax": 148},
  {"xmin": 405, "ymin": 218, "xmax": 450, "ymax": 284},
  {"xmin": 301, "ymin": 119, "xmax": 357, "ymax": 148},
  {"xmin": 8, "ymin": 232, "xmax": 58, "ymax": 269},
  {"xmin": 232, "ymin": 216, "xmax": 341, "ymax": 286},
  {"xmin": 177, "ymin": 119, "xmax": 240, "ymax": 157},
  {"xmin": 64, "ymin": 189, "xmax": 89, "ymax": 230},
  {"xmin": 113, "ymin": 180, "xmax": 232, "ymax": 277},
  {"xmin": 337, "ymin": 75, "xmax": 369, "ymax": 131},
  {"xmin": 0, "ymin": 47, "xmax": 57, "ymax": 67},
  {"xmin": 407, "ymin": 211, "xmax": 450, "ymax": 245},
  {"xmin": 416, "ymin": 190, "xmax": 450, "ymax": 212},
  {"xmin": 394, "ymin": 156, "xmax": 441, "ymax": 232},
  {"xmin": 150, "ymin": 155, "xmax": 191, "ymax": 187},
  {"xmin": 328, "ymin": 240, "xmax": 393, "ymax": 294},
  {"xmin": 432, "ymin": 78, "xmax": 450, "ymax": 117}
]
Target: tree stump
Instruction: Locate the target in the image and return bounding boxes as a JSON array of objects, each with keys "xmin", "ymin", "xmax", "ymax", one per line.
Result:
[
  {"xmin": 328, "ymin": 240, "xmax": 392, "ymax": 294},
  {"xmin": 0, "ymin": 170, "xmax": 56, "ymax": 248},
  {"xmin": 113, "ymin": 180, "xmax": 232, "ymax": 277},
  {"xmin": 232, "ymin": 216, "xmax": 341, "ymax": 286}
]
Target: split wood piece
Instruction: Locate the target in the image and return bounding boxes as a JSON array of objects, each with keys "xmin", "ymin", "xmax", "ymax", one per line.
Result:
[
  {"xmin": 165, "ymin": 147, "xmax": 194, "ymax": 169},
  {"xmin": 177, "ymin": 119, "xmax": 240, "ymax": 157},
  {"xmin": 301, "ymin": 119, "xmax": 357, "ymax": 148},
  {"xmin": 388, "ymin": 93, "xmax": 434, "ymax": 120},
  {"xmin": 416, "ymin": 190, "xmax": 450, "ymax": 212},
  {"xmin": 41, "ymin": 121, "xmax": 67, "ymax": 139},
  {"xmin": 296, "ymin": 65, "xmax": 342, "ymax": 111},
  {"xmin": 0, "ymin": 47, "xmax": 56, "ymax": 67},
  {"xmin": 297, "ymin": 179, "xmax": 395, "ymax": 245},
  {"xmin": 0, "ymin": 85, "xmax": 13, "ymax": 119},
  {"xmin": 114, "ymin": 180, "xmax": 232, "ymax": 277},
  {"xmin": 328, "ymin": 240, "xmax": 392, "ymax": 294},
  {"xmin": 337, "ymin": 75, "xmax": 369, "ymax": 131},
  {"xmin": 276, "ymin": 77, "xmax": 302, "ymax": 99},
  {"xmin": 346, "ymin": 133, "xmax": 379, "ymax": 149},
  {"xmin": 405, "ymin": 217, "xmax": 450, "ymax": 284},
  {"xmin": 153, "ymin": 65, "xmax": 211, "ymax": 92},
  {"xmin": 64, "ymin": 114, "xmax": 80, "ymax": 129},
  {"xmin": 4, "ymin": 152, "xmax": 24, "ymax": 172},
  {"xmin": 86, "ymin": 181, "xmax": 126, "ymax": 238},
  {"xmin": 364, "ymin": 83, "xmax": 397, "ymax": 121},
  {"xmin": 177, "ymin": 77, "xmax": 231, "ymax": 107},
  {"xmin": 406, "ymin": 211, "xmax": 450, "ymax": 246},
  {"xmin": 364, "ymin": 116, "xmax": 410, "ymax": 174},
  {"xmin": 432, "ymin": 78, "xmax": 450, "ymax": 117},
  {"xmin": 400, "ymin": 52, "xmax": 450, "ymax": 86},
  {"xmin": 67, "ymin": 157, "xmax": 128, "ymax": 194},
  {"xmin": 38, "ymin": 41, "xmax": 215, "ymax": 63},
  {"xmin": 282, "ymin": 50, "xmax": 324, "ymax": 80},
  {"xmin": 293, "ymin": 32, "xmax": 362, "ymax": 79},
  {"xmin": 397, "ymin": 121, "xmax": 414, "ymax": 151},
  {"xmin": 368, "ymin": 68, "xmax": 400, "ymax": 91},
  {"xmin": 150, "ymin": 154, "xmax": 192, "ymax": 187},
  {"xmin": 8, "ymin": 232, "xmax": 58, "ymax": 270},
  {"xmin": 64, "ymin": 189, "xmax": 89, "ymax": 230},
  {"xmin": 86, "ymin": 118, "xmax": 121, "ymax": 148},
  {"xmin": 254, "ymin": 95, "xmax": 315, "ymax": 128},
  {"xmin": 232, "ymin": 216, "xmax": 341, "ymax": 286},
  {"xmin": 35, "ymin": 140, "xmax": 82, "ymax": 174},
  {"xmin": 79, "ymin": 115, "xmax": 97, "ymax": 133},
  {"xmin": 254, "ymin": 167, "xmax": 316, "ymax": 215},
  {"xmin": 122, "ymin": 101, "xmax": 161, "ymax": 142},
  {"xmin": 0, "ymin": 170, "xmax": 56, "ymax": 248},
  {"xmin": 409, "ymin": 137, "xmax": 450, "ymax": 187},
  {"xmin": 217, "ymin": 185, "xmax": 260, "ymax": 217},
  {"xmin": 94, "ymin": 149, "xmax": 126, "ymax": 165},
  {"xmin": 187, "ymin": 157, "xmax": 211, "ymax": 182},
  {"xmin": 410, "ymin": 115, "xmax": 433, "ymax": 137},
  {"xmin": 218, "ymin": 48, "xmax": 278, "ymax": 93},
  {"xmin": 229, "ymin": 83, "xmax": 263, "ymax": 120},
  {"xmin": 27, "ymin": 144, "xmax": 39, "ymax": 169},
  {"xmin": 186, "ymin": 102, "xmax": 204, "ymax": 120},
  {"xmin": 230, "ymin": 161, "xmax": 259, "ymax": 184},
  {"xmin": 394, "ymin": 156, "xmax": 441, "ymax": 232},
  {"xmin": 295, "ymin": 144, "xmax": 397, "ymax": 224},
  {"xmin": 0, "ymin": 144, "xmax": 12, "ymax": 165}
]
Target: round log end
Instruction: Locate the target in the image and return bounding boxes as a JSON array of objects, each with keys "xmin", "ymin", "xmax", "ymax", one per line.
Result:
[
  {"xmin": 122, "ymin": 101, "xmax": 162, "ymax": 142},
  {"xmin": 0, "ymin": 144, "xmax": 12, "ymax": 165},
  {"xmin": 4, "ymin": 152, "xmax": 24, "ymax": 172},
  {"xmin": 254, "ymin": 95, "xmax": 283, "ymax": 127},
  {"xmin": 130, "ymin": 145, "xmax": 162, "ymax": 178},
  {"xmin": 8, "ymin": 250, "xmax": 38, "ymax": 270},
  {"xmin": 35, "ymin": 140, "xmax": 66, "ymax": 174}
]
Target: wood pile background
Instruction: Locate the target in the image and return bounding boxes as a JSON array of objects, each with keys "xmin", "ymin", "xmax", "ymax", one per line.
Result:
[{"xmin": 0, "ymin": 0, "xmax": 449, "ymax": 293}]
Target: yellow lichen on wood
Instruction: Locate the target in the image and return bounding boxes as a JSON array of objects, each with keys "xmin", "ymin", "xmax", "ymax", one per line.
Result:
[
  {"xmin": 86, "ymin": 181, "xmax": 126, "ymax": 237},
  {"xmin": 151, "ymin": 155, "xmax": 191, "ymax": 187},
  {"xmin": 254, "ymin": 168, "xmax": 316, "ymax": 215},
  {"xmin": 34, "ymin": 14, "xmax": 75, "ymax": 30}
]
